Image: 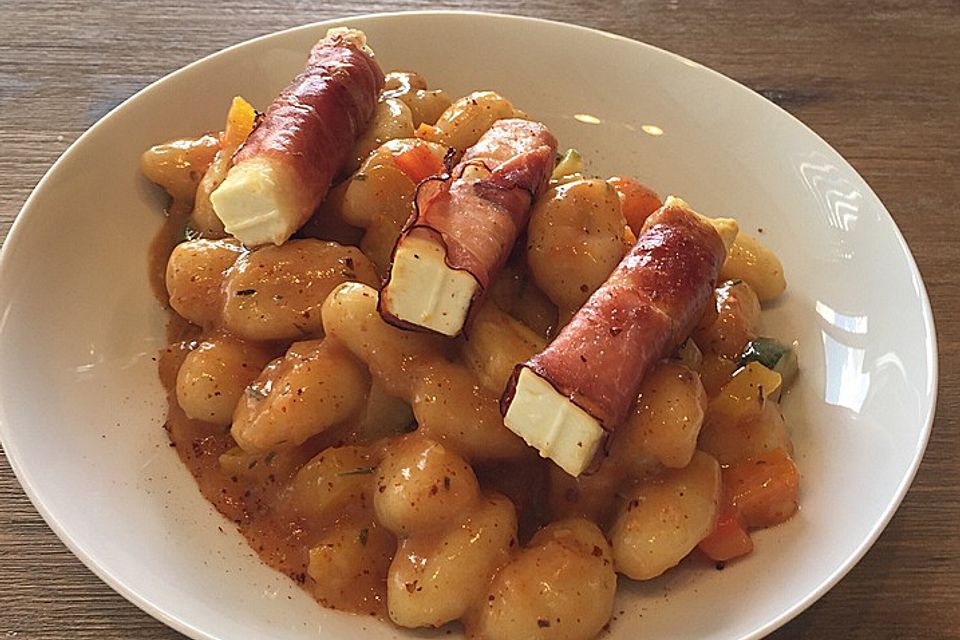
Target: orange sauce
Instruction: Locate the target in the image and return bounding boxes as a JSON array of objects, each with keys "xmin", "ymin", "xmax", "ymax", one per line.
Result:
[
  {"xmin": 142, "ymin": 127, "xmax": 798, "ymax": 635},
  {"xmin": 150, "ymin": 186, "xmax": 392, "ymax": 616}
]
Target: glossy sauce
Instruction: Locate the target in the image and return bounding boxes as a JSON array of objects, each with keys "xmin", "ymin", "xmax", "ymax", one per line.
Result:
[
  {"xmin": 151, "ymin": 191, "xmax": 394, "ymax": 615},
  {"xmin": 143, "ymin": 118, "xmax": 798, "ymax": 638},
  {"xmin": 150, "ymin": 196, "xmax": 557, "ymax": 618},
  {"xmin": 161, "ymin": 334, "xmax": 404, "ymax": 614}
]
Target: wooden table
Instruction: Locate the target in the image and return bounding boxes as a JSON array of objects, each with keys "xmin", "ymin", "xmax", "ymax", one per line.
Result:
[{"xmin": 1, "ymin": 1, "xmax": 957, "ymax": 638}]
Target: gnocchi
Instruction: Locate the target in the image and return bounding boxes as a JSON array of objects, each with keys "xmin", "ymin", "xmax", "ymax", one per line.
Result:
[
  {"xmin": 285, "ymin": 444, "xmax": 380, "ymax": 525},
  {"xmin": 231, "ymin": 339, "xmax": 370, "ymax": 453},
  {"xmin": 347, "ymin": 97, "xmax": 416, "ymax": 174},
  {"xmin": 622, "ymin": 362, "xmax": 708, "ymax": 469},
  {"xmin": 693, "ymin": 279, "xmax": 762, "ymax": 361},
  {"xmin": 322, "ymin": 282, "xmax": 528, "ymax": 462},
  {"xmin": 221, "ymin": 239, "xmax": 379, "ymax": 341},
  {"xmin": 720, "ymin": 233, "xmax": 787, "ymax": 302},
  {"xmin": 610, "ymin": 451, "xmax": 722, "ymax": 580},
  {"xmin": 383, "ymin": 70, "xmax": 453, "ymax": 127},
  {"xmin": 308, "ymin": 518, "xmax": 395, "ymax": 612},
  {"xmin": 145, "ymin": 57, "xmax": 799, "ymax": 640},
  {"xmin": 165, "ymin": 238, "xmax": 243, "ymax": 326},
  {"xmin": 140, "ymin": 134, "xmax": 219, "ymax": 203},
  {"xmin": 527, "ymin": 179, "xmax": 626, "ymax": 322},
  {"xmin": 466, "ymin": 518, "xmax": 616, "ymax": 640},
  {"xmin": 387, "ymin": 492, "xmax": 517, "ymax": 627},
  {"xmin": 374, "ymin": 435, "xmax": 481, "ymax": 535},
  {"xmin": 341, "ymin": 138, "xmax": 448, "ymax": 274},
  {"xmin": 419, "ymin": 90, "xmax": 524, "ymax": 152},
  {"xmin": 175, "ymin": 332, "xmax": 274, "ymax": 425},
  {"xmin": 461, "ymin": 302, "xmax": 548, "ymax": 395}
]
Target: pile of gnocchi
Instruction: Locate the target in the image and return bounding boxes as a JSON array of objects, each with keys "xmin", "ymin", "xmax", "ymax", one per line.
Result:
[{"xmin": 142, "ymin": 69, "xmax": 799, "ymax": 640}]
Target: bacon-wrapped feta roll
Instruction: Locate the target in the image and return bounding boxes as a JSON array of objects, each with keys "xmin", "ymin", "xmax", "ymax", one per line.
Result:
[
  {"xmin": 379, "ymin": 118, "xmax": 557, "ymax": 336},
  {"xmin": 210, "ymin": 28, "xmax": 384, "ymax": 246},
  {"xmin": 500, "ymin": 197, "xmax": 737, "ymax": 476}
]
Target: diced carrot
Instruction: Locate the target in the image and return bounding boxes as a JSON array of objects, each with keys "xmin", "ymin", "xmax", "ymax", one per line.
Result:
[
  {"xmin": 607, "ymin": 176, "xmax": 662, "ymax": 234},
  {"xmin": 222, "ymin": 96, "xmax": 257, "ymax": 149},
  {"xmin": 699, "ymin": 511, "xmax": 754, "ymax": 561},
  {"xmin": 393, "ymin": 142, "xmax": 444, "ymax": 184},
  {"xmin": 723, "ymin": 448, "xmax": 799, "ymax": 528}
]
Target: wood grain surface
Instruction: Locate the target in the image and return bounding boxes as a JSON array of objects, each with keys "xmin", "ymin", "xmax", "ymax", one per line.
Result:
[{"xmin": 1, "ymin": 1, "xmax": 958, "ymax": 638}]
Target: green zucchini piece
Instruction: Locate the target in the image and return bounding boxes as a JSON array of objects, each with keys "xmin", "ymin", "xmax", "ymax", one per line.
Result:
[{"xmin": 773, "ymin": 341, "xmax": 799, "ymax": 388}]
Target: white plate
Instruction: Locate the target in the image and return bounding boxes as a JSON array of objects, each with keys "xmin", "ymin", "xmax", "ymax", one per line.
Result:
[{"xmin": 0, "ymin": 10, "xmax": 937, "ymax": 640}]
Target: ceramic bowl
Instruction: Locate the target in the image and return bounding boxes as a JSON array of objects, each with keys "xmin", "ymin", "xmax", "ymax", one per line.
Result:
[{"xmin": 0, "ymin": 11, "xmax": 937, "ymax": 640}]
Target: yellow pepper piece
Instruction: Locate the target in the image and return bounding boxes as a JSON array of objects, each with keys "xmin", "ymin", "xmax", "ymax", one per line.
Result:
[
  {"xmin": 708, "ymin": 362, "xmax": 783, "ymax": 426},
  {"xmin": 222, "ymin": 96, "xmax": 257, "ymax": 150}
]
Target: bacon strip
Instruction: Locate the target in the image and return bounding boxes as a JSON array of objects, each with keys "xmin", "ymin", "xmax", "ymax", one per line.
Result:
[
  {"xmin": 211, "ymin": 28, "xmax": 384, "ymax": 246},
  {"xmin": 236, "ymin": 29, "xmax": 383, "ymax": 181},
  {"xmin": 501, "ymin": 197, "xmax": 729, "ymax": 432},
  {"xmin": 379, "ymin": 119, "xmax": 557, "ymax": 335}
]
